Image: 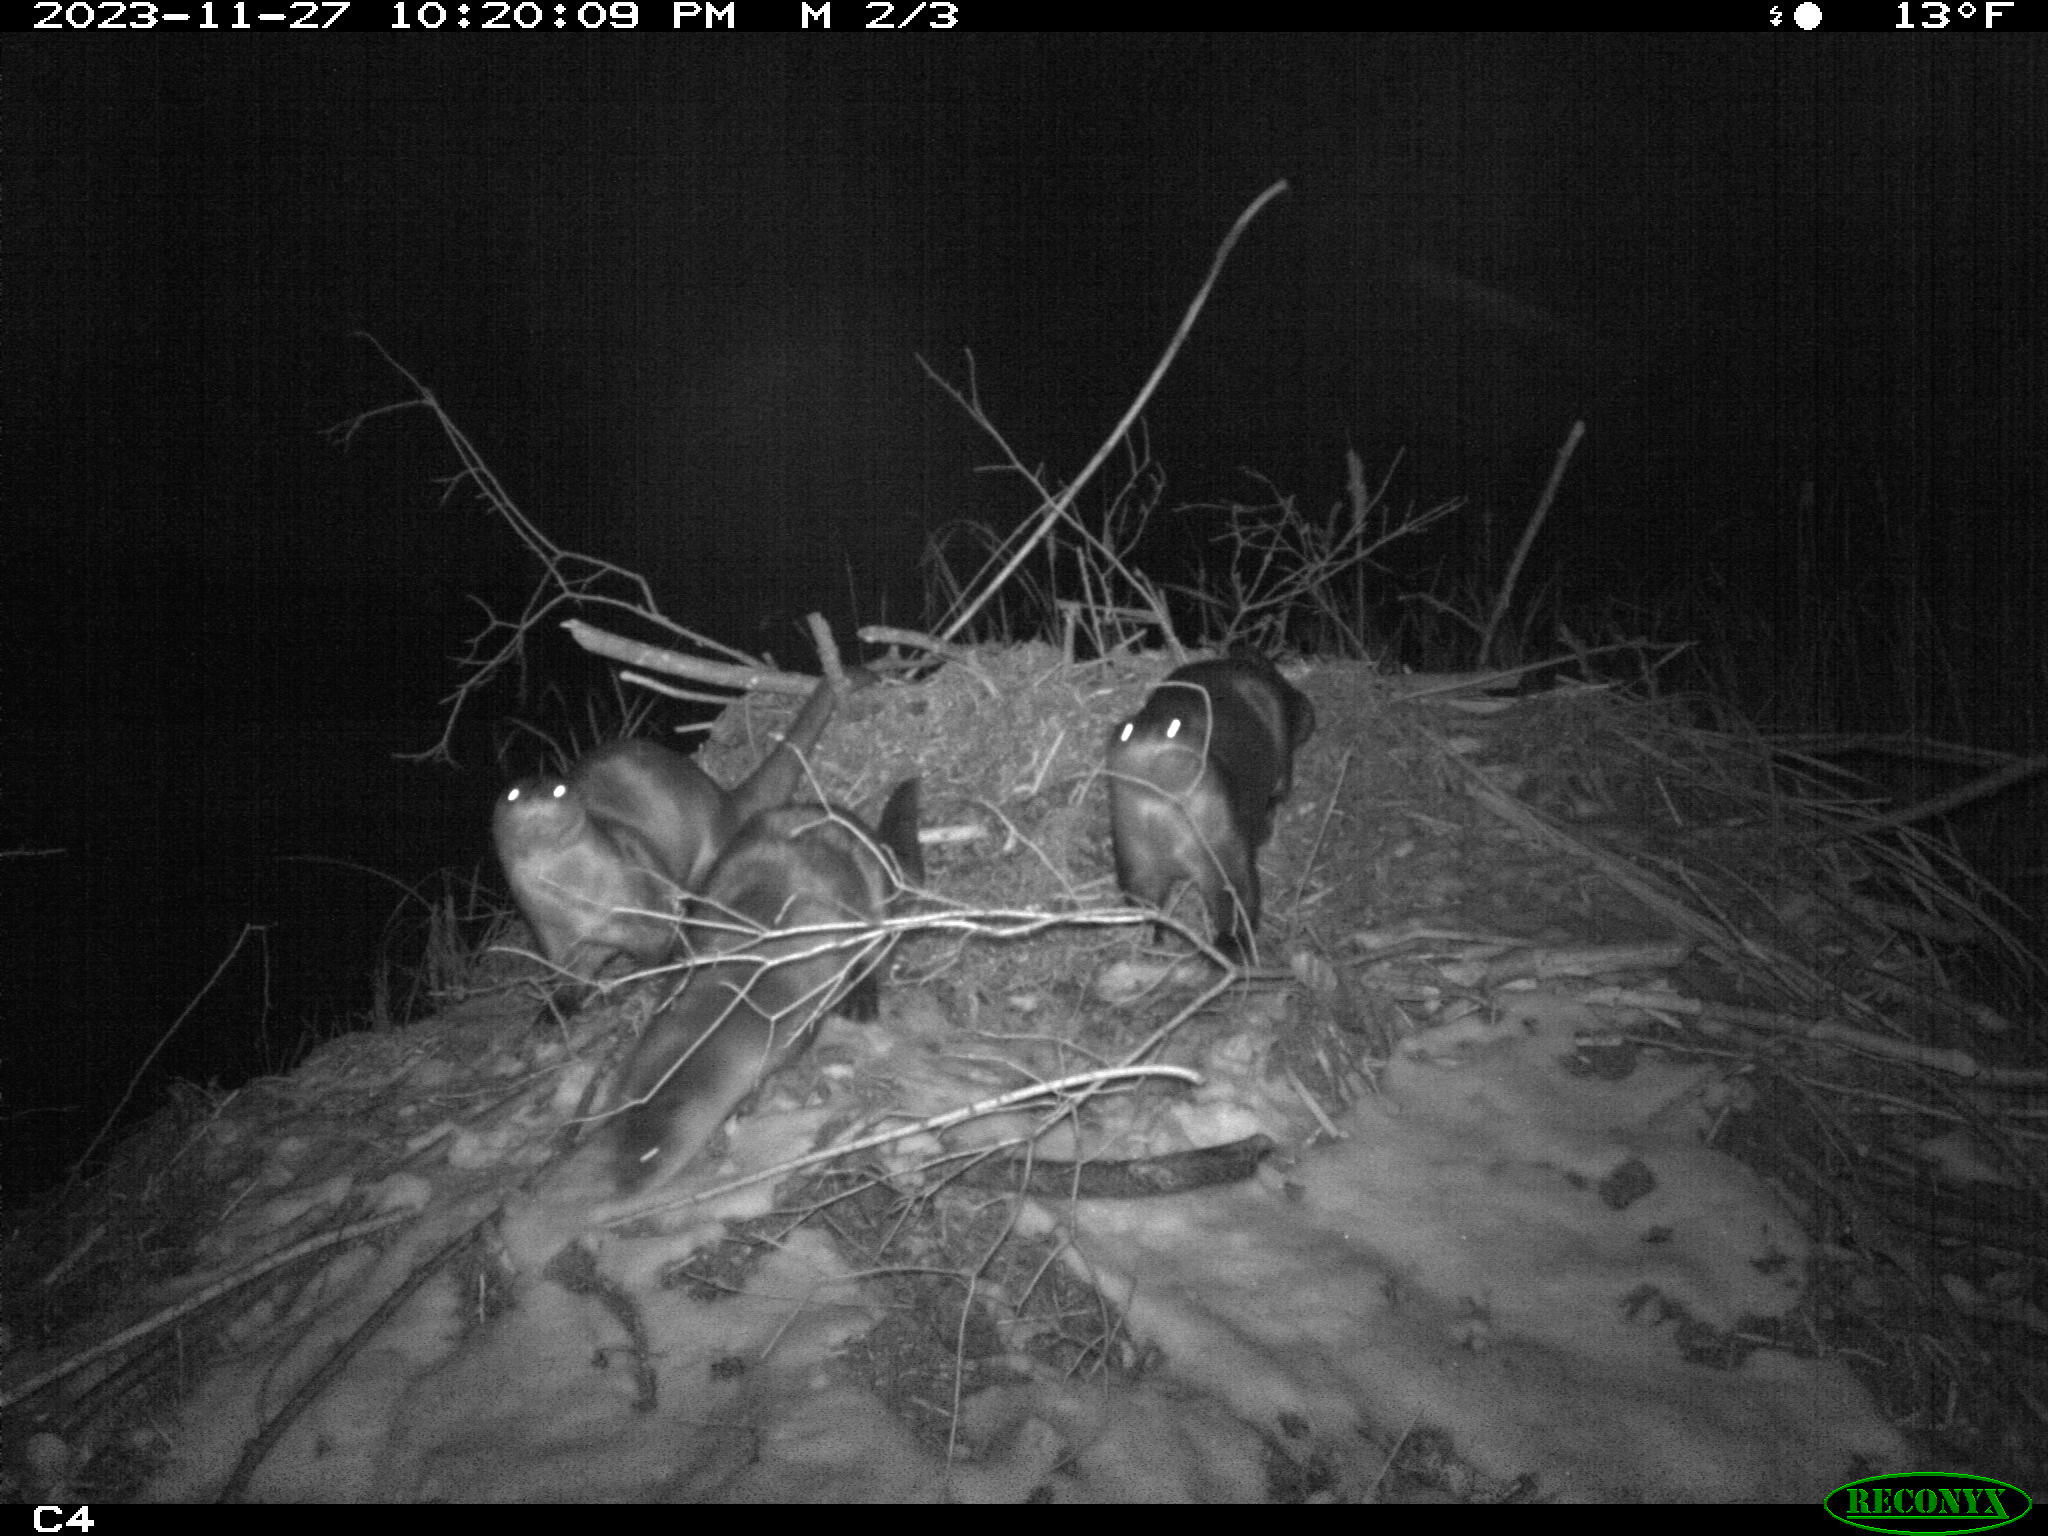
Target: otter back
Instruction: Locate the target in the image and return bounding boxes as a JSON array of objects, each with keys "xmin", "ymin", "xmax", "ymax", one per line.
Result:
[
  {"xmin": 493, "ymin": 678, "xmax": 843, "ymax": 987},
  {"xmin": 1106, "ymin": 652, "xmax": 1314, "ymax": 964},
  {"xmin": 608, "ymin": 779, "xmax": 921, "ymax": 1194}
]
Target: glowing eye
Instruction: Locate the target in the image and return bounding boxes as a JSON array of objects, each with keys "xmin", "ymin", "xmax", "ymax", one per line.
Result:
[
  {"xmin": 1119, "ymin": 722, "xmax": 1134, "ymax": 743},
  {"xmin": 1165, "ymin": 720, "xmax": 1182, "ymax": 740}
]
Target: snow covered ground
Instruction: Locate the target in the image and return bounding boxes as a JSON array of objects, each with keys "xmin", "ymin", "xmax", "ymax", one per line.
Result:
[{"xmin": 134, "ymin": 974, "xmax": 1903, "ymax": 1502}]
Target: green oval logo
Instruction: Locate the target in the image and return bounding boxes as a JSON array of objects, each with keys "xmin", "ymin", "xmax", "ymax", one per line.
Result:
[{"xmin": 1826, "ymin": 1473, "xmax": 2032, "ymax": 1534}]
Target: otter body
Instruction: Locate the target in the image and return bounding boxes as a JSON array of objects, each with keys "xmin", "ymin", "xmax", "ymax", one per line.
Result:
[
  {"xmin": 493, "ymin": 679, "xmax": 839, "ymax": 985},
  {"xmin": 609, "ymin": 780, "xmax": 923, "ymax": 1194},
  {"xmin": 1106, "ymin": 652, "xmax": 1315, "ymax": 964}
]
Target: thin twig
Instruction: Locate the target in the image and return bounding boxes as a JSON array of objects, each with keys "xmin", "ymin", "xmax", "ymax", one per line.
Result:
[{"xmin": 935, "ymin": 180, "xmax": 1289, "ymax": 644}]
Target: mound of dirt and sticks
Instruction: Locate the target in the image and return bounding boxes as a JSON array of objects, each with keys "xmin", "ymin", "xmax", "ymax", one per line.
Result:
[{"xmin": 5, "ymin": 642, "xmax": 2041, "ymax": 1502}]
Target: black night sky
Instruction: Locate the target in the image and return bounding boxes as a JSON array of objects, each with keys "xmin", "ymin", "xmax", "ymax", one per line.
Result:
[{"xmin": 8, "ymin": 33, "xmax": 2042, "ymax": 1205}]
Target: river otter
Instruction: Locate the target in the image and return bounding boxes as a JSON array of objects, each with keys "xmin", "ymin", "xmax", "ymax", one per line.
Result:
[
  {"xmin": 493, "ymin": 678, "xmax": 841, "ymax": 986},
  {"xmin": 1107, "ymin": 652, "xmax": 1314, "ymax": 964},
  {"xmin": 608, "ymin": 779, "xmax": 923, "ymax": 1193}
]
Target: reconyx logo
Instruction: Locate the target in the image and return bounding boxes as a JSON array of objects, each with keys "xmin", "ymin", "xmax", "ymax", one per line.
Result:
[{"xmin": 1826, "ymin": 1473, "xmax": 2031, "ymax": 1533}]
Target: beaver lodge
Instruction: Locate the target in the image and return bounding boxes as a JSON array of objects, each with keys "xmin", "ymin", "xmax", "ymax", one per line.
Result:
[{"xmin": 3, "ymin": 639, "xmax": 2042, "ymax": 1502}]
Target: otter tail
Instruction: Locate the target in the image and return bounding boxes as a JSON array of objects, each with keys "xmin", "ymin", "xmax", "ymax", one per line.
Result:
[{"xmin": 874, "ymin": 775, "xmax": 924, "ymax": 891}]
